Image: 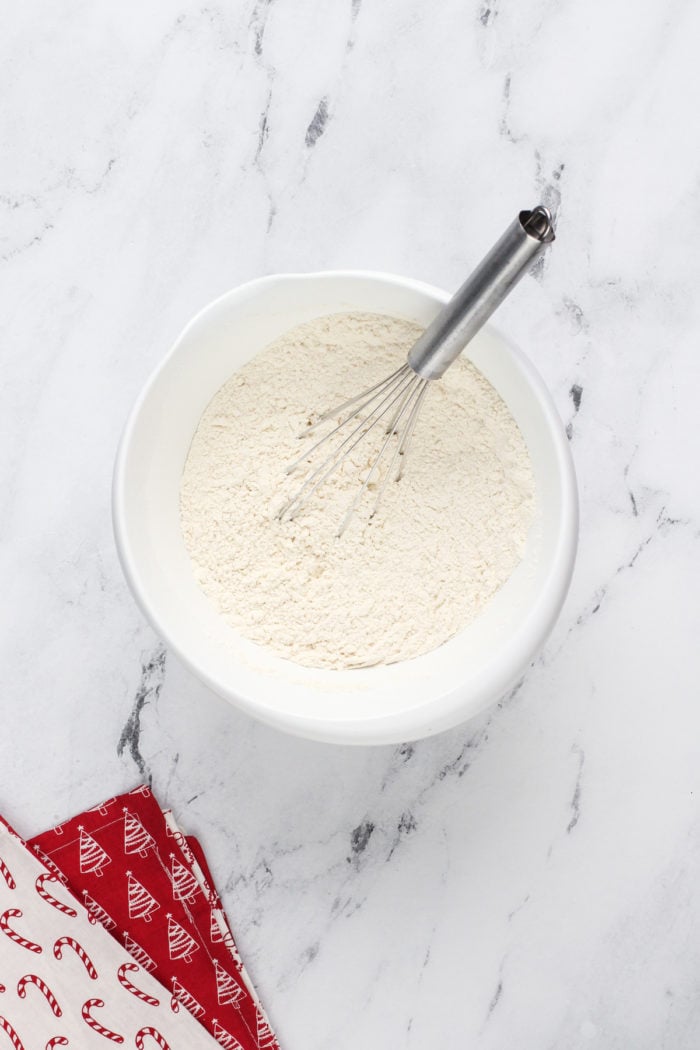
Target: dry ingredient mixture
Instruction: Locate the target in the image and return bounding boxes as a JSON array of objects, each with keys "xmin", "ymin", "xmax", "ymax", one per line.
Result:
[{"xmin": 180, "ymin": 312, "xmax": 535, "ymax": 669}]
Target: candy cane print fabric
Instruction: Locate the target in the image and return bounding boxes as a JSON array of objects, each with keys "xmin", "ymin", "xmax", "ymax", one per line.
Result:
[
  {"xmin": 30, "ymin": 786, "xmax": 280, "ymax": 1050},
  {"xmin": 0, "ymin": 816, "xmax": 220, "ymax": 1049}
]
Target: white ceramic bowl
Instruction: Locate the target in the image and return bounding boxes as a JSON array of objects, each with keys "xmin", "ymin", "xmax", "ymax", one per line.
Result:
[{"xmin": 113, "ymin": 271, "xmax": 577, "ymax": 745}]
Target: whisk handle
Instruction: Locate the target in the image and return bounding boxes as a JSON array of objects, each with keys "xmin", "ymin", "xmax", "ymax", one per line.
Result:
[{"xmin": 407, "ymin": 205, "xmax": 555, "ymax": 380}]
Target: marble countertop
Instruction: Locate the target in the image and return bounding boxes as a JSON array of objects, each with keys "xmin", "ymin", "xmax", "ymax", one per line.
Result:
[{"xmin": 2, "ymin": 2, "xmax": 699, "ymax": 1047}]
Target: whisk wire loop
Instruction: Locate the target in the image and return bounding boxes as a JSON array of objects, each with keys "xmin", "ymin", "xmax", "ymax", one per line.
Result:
[
  {"xmin": 277, "ymin": 365, "xmax": 425, "ymax": 525},
  {"xmin": 284, "ymin": 364, "xmax": 411, "ymax": 477},
  {"xmin": 339, "ymin": 374, "xmax": 430, "ymax": 537},
  {"xmin": 304, "ymin": 363, "xmax": 409, "ymax": 432}
]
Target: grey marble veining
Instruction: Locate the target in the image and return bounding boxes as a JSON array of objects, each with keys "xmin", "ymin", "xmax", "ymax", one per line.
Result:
[{"xmin": 2, "ymin": 2, "xmax": 700, "ymax": 1048}]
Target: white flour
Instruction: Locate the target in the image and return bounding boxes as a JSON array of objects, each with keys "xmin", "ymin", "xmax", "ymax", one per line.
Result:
[{"xmin": 180, "ymin": 312, "xmax": 534, "ymax": 669}]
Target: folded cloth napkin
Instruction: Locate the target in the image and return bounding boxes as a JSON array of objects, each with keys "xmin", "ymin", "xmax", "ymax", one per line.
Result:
[
  {"xmin": 30, "ymin": 786, "xmax": 278, "ymax": 1050},
  {"xmin": 0, "ymin": 813, "xmax": 221, "ymax": 1048}
]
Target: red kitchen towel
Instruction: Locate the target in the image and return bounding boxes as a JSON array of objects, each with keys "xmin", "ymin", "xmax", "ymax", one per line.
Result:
[
  {"xmin": 0, "ymin": 812, "xmax": 221, "ymax": 1049},
  {"xmin": 159, "ymin": 815, "xmax": 260, "ymax": 1009},
  {"xmin": 30, "ymin": 786, "xmax": 279, "ymax": 1050}
]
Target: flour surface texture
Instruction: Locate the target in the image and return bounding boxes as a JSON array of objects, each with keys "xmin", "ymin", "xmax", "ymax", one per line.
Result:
[{"xmin": 180, "ymin": 312, "xmax": 535, "ymax": 669}]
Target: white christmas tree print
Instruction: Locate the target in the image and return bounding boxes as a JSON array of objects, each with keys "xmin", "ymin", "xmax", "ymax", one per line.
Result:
[
  {"xmin": 210, "ymin": 910, "xmax": 242, "ymax": 969},
  {"xmin": 167, "ymin": 914, "xmax": 199, "ymax": 963},
  {"xmin": 88, "ymin": 798, "xmax": 116, "ymax": 816},
  {"xmin": 210, "ymin": 909, "xmax": 231, "ymax": 946},
  {"xmin": 256, "ymin": 1012, "xmax": 277, "ymax": 1049},
  {"xmin": 209, "ymin": 909, "xmax": 220, "ymax": 942},
  {"xmin": 169, "ymin": 854, "xmax": 199, "ymax": 903},
  {"xmin": 214, "ymin": 960, "xmax": 244, "ymax": 1006},
  {"xmin": 123, "ymin": 933, "xmax": 157, "ymax": 972},
  {"xmin": 123, "ymin": 809, "xmax": 156, "ymax": 857},
  {"xmin": 82, "ymin": 891, "xmax": 117, "ymax": 931},
  {"xmin": 213, "ymin": 1019, "xmax": 245, "ymax": 1050},
  {"xmin": 79, "ymin": 827, "xmax": 111, "ymax": 877},
  {"xmin": 171, "ymin": 978, "xmax": 205, "ymax": 1019},
  {"xmin": 127, "ymin": 872, "xmax": 160, "ymax": 922}
]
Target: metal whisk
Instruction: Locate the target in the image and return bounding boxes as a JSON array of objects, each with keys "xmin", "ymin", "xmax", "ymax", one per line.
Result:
[{"xmin": 278, "ymin": 205, "xmax": 555, "ymax": 535}]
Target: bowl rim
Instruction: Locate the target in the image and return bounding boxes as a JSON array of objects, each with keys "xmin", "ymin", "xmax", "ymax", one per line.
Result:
[{"xmin": 113, "ymin": 269, "xmax": 578, "ymax": 744}]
